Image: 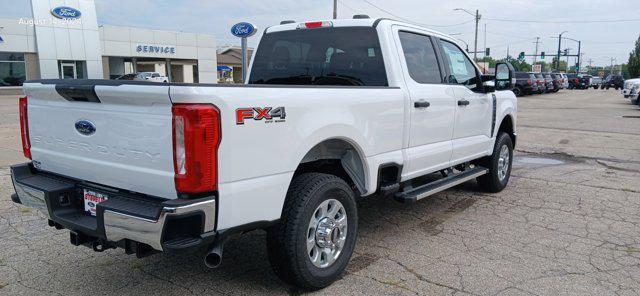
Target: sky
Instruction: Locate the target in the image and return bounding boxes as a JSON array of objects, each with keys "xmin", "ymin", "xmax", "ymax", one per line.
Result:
[{"xmin": 1, "ymin": 0, "xmax": 638, "ymax": 68}]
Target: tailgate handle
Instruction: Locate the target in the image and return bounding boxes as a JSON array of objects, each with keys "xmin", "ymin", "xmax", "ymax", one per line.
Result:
[{"xmin": 55, "ymin": 85, "xmax": 101, "ymax": 103}]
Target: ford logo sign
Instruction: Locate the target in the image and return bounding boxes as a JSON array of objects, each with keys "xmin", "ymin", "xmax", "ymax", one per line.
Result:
[
  {"xmin": 75, "ymin": 120, "xmax": 96, "ymax": 136},
  {"xmin": 231, "ymin": 22, "xmax": 257, "ymax": 38},
  {"xmin": 51, "ymin": 7, "xmax": 82, "ymax": 20}
]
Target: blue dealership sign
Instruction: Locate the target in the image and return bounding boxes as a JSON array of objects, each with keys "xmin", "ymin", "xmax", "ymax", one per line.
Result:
[
  {"xmin": 51, "ymin": 7, "xmax": 82, "ymax": 19},
  {"xmin": 231, "ymin": 22, "xmax": 257, "ymax": 38}
]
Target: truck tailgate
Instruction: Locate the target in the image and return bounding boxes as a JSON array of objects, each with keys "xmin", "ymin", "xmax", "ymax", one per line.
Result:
[{"xmin": 23, "ymin": 81, "xmax": 177, "ymax": 199}]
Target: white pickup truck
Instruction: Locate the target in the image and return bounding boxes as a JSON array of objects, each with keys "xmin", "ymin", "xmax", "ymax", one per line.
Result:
[{"xmin": 11, "ymin": 17, "xmax": 517, "ymax": 290}]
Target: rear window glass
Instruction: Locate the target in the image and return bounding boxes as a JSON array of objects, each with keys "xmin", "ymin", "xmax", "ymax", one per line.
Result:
[
  {"xmin": 249, "ymin": 27, "xmax": 388, "ymax": 86},
  {"xmin": 515, "ymin": 72, "xmax": 530, "ymax": 78}
]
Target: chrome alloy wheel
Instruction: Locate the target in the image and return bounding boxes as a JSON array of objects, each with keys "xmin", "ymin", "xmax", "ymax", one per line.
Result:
[
  {"xmin": 307, "ymin": 199, "xmax": 348, "ymax": 268},
  {"xmin": 497, "ymin": 144, "xmax": 510, "ymax": 181}
]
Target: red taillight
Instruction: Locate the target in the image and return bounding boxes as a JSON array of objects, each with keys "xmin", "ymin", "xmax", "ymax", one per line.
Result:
[
  {"xmin": 298, "ymin": 21, "xmax": 333, "ymax": 29},
  {"xmin": 527, "ymin": 79, "xmax": 532, "ymax": 85},
  {"xmin": 172, "ymin": 104, "xmax": 221, "ymax": 194},
  {"xmin": 19, "ymin": 96, "xmax": 31, "ymax": 159}
]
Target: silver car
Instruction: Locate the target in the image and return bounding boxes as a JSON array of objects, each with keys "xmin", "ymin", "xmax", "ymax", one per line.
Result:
[{"xmin": 623, "ymin": 78, "xmax": 640, "ymax": 98}]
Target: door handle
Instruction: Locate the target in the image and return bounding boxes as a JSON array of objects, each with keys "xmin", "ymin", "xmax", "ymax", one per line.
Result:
[
  {"xmin": 457, "ymin": 99, "xmax": 470, "ymax": 106},
  {"xmin": 414, "ymin": 100, "xmax": 431, "ymax": 108}
]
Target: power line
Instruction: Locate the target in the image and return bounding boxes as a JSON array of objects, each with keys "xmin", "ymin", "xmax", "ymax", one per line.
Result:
[
  {"xmin": 337, "ymin": 0, "xmax": 357, "ymax": 14},
  {"xmin": 484, "ymin": 17, "xmax": 640, "ymax": 24},
  {"xmin": 358, "ymin": 0, "xmax": 475, "ymax": 27}
]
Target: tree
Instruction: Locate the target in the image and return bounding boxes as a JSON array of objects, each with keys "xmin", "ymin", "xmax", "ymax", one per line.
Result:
[{"xmin": 628, "ymin": 34, "xmax": 640, "ymax": 78}]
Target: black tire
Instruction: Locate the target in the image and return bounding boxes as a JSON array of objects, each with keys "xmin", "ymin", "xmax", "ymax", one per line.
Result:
[
  {"xmin": 267, "ymin": 173, "xmax": 358, "ymax": 290},
  {"xmin": 594, "ymin": 85, "xmax": 599, "ymax": 89},
  {"xmin": 512, "ymin": 87, "xmax": 522, "ymax": 97},
  {"xmin": 476, "ymin": 132, "xmax": 513, "ymax": 193}
]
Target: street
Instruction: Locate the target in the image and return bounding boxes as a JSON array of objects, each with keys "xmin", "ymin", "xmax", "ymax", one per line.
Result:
[{"xmin": 1, "ymin": 89, "xmax": 640, "ymax": 295}]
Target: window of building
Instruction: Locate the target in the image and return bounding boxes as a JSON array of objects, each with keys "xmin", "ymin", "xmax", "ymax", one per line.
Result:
[
  {"xmin": 0, "ymin": 52, "xmax": 26, "ymax": 87},
  {"xmin": 58, "ymin": 61, "xmax": 87, "ymax": 79},
  {"xmin": 398, "ymin": 32, "xmax": 442, "ymax": 84}
]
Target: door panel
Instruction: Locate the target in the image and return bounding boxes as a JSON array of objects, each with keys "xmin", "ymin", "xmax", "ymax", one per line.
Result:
[
  {"xmin": 438, "ymin": 40, "xmax": 492, "ymax": 163},
  {"xmin": 394, "ymin": 29, "xmax": 456, "ymax": 180}
]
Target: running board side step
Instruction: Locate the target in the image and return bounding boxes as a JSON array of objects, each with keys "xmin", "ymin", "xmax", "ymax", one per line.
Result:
[{"xmin": 394, "ymin": 167, "xmax": 488, "ymax": 204}]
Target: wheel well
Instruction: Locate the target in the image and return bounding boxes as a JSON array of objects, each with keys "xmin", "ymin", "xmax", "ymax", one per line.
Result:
[
  {"xmin": 498, "ymin": 115, "xmax": 516, "ymax": 145},
  {"xmin": 296, "ymin": 139, "xmax": 366, "ymax": 195}
]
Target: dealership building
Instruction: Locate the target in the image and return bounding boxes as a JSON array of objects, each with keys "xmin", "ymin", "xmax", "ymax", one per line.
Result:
[{"xmin": 0, "ymin": 0, "xmax": 217, "ymax": 91}]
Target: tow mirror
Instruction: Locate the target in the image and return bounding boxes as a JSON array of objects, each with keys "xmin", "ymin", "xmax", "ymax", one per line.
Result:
[{"xmin": 495, "ymin": 62, "xmax": 516, "ymax": 91}]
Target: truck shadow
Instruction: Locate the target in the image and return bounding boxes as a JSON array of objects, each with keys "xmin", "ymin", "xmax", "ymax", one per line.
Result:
[{"xmin": 94, "ymin": 181, "xmax": 484, "ymax": 294}]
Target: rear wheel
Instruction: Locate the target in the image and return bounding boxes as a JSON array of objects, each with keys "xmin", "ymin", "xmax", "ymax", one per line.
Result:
[
  {"xmin": 267, "ymin": 173, "xmax": 358, "ymax": 290},
  {"xmin": 477, "ymin": 132, "xmax": 513, "ymax": 193}
]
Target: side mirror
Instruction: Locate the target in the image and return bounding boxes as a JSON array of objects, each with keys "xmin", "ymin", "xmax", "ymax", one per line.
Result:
[
  {"xmin": 481, "ymin": 74, "xmax": 495, "ymax": 93},
  {"xmin": 494, "ymin": 62, "xmax": 516, "ymax": 91}
]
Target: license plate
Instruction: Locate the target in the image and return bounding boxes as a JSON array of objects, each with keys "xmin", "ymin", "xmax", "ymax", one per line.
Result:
[{"xmin": 83, "ymin": 189, "xmax": 109, "ymax": 216}]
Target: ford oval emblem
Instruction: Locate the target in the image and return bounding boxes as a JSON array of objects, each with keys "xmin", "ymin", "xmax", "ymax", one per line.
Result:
[
  {"xmin": 75, "ymin": 120, "xmax": 96, "ymax": 136},
  {"xmin": 51, "ymin": 7, "xmax": 82, "ymax": 20},
  {"xmin": 231, "ymin": 22, "xmax": 257, "ymax": 38}
]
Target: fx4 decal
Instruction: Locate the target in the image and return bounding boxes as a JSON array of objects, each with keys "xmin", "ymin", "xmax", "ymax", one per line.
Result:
[{"xmin": 236, "ymin": 107, "xmax": 286, "ymax": 125}]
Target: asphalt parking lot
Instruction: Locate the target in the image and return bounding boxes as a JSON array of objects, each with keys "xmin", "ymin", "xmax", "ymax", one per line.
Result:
[{"xmin": 1, "ymin": 89, "xmax": 640, "ymax": 295}]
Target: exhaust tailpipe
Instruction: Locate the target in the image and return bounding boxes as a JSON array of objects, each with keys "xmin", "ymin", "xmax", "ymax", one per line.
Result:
[{"xmin": 204, "ymin": 244, "xmax": 223, "ymax": 269}]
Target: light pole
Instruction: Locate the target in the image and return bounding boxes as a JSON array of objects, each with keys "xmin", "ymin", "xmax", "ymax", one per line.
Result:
[
  {"xmin": 333, "ymin": 0, "xmax": 337, "ymax": 19},
  {"xmin": 554, "ymin": 31, "xmax": 567, "ymax": 71},
  {"xmin": 454, "ymin": 8, "xmax": 481, "ymax": 61}
]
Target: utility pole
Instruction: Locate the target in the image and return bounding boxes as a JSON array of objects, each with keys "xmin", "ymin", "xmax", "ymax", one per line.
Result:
[
  {"xmin": 454, "ymin": 8, "xmax": 481, "ymax": 61},
  {"xmin": 555, "ymin": 31, "xmax": 567, "ymax": 71},
  {"xmin": 333, "ymin": 0, "xmax": 337, "ymax": 19},
  {"xmin": 484, "ymin": 23, "xmax": 487, "ymax": 58},
  {"xmin": 533, "ymin": 37, "xmax": 540, "ymax": 64},
  {"xmin": 609, "ymin": 57, "xmax": 616, "ymax": 74},
  {"xmin": 576, "ymin": 41, "xmax": 581, "ymax": 72},
  {"xmin": 564, "ymin": 48, "xmax": 571, "ymax": 72},
  {"xmin": 474, "ymin": 10, "xmax": 480, "ymax": 61}
]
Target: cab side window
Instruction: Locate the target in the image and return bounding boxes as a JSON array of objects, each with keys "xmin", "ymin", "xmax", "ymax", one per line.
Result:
[
  {"xmin": 440, "ymin": 40, "xmax": 479, "ymax": 89},
  {"xmin": 398, "ymin": 31, "xmax": 442, "ymax": 84}
]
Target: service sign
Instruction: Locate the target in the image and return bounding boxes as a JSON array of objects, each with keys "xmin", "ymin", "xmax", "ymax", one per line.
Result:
[
  {"xmin": 231, "ymin": 22, "xmax": 257, "ymax": 38},
  {"xmin": 136, "ymin": 45, "xmax": 176, "ymax": 55},
  {"xmin": 51, "ymin": 7, "xmax": 82, "ymax": 20}
]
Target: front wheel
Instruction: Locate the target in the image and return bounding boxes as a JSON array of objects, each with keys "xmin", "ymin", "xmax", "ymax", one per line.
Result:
[
  {"xmin": 477, "ymin": 132, "xmax": 514, "ymax": 193},
  {"xmin": 267, "ymin": 173, "xmax": 358, "ymax": 290}
]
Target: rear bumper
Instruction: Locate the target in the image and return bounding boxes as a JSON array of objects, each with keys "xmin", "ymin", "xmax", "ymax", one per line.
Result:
[{"xmin": 10, "ymin": 163, "xmax": 216, "ymax": 253}]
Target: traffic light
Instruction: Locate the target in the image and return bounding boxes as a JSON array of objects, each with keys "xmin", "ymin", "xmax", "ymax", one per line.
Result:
[
  {"xmin": 540, "ymin": 52, "xmax": 545, "ymax": 59},
  {"xmin": 485, "ymin": 48, "xmax": 490, "ymax": 56},
  {"xmin": 564, "ymin": 49, "xmax": 568, "ymax": 56},
  {"xmin": 518, "ymin": 52, "xmax": 525, "ymax": 61}
]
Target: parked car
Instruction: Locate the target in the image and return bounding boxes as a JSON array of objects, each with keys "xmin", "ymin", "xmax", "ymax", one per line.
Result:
[
  {"xmin": 623, "ymin": 78, "xmax": 640, "ymax": 98},
  {"xmin": 590, "ymin": 76, "xmax": 602, "ymax": 89},
  {"xmin": 543, "ymin": 73, "xmax": 556, "ymax": 92},
  {"xmin": 559, "ymin": 73, "xmax": 569, "ymax": 89},
  {"xmin": 603, "ymin": 74, "xmax": 624, "ymax": 90},
  {"xmin": 628, "ymin": 80, "xmax": 640, "ymax": 105},
  {"xmin": 579, "ymin": 75, "xmax": 592, "ymax": 90},
  {"xmin": 13, "ymin": 18, "xmax": 518, "ymax": 290},
  {"xmin": 116, "ymin": 72, "xmax": 169, "ymax": 83},
  {"xmin": 533, "ymin": 73, "xmax": 546, "ymax": 93},
  {"xmin": 567, "ymin": 74, "xmax": 589, "ymax": 89},
  {"xmin": 550, "ymin": 73, "xmax": 563, "ymax": 91},
  {"xmin": 513, "ymin": 72, "xmax": 538, "ymax": 96}
]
